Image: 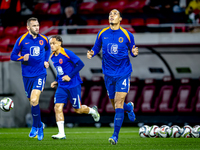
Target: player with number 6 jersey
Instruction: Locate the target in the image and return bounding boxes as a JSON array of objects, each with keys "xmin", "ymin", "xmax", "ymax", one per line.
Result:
[
  {"xmin": 87, "ymin": 9, "xmax": 138, "ymax": 145},
  {"xmin": 50, "ymin": 35, "xmax": 100, "ymax": 139},
  {"xmin": 10, "ymin": 17, "xmax": 50, "ymax": 141}
]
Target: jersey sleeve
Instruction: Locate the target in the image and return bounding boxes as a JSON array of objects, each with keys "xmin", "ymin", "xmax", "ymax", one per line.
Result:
[
  {"xmin": 10, "ymin": 37, "xmax": 24, "ymax": 61},
  {"xmin": 66, "ymin": 49, "xmax": 80, "ymax": 64},
  {"xmin": 91, "ymin": 30, "xmax": 102, "ymax": 56},
  {"xmin": 128, "ymin": 33, "xmax": 137, "ymax": 57}
]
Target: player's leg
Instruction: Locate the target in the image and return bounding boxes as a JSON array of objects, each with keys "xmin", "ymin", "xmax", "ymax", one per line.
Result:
[
  {"xmin": 52, "ymin": 87, "xmax": 67, "ymax": 139},
  {"xmin": 109, "ymin": 92, "xmax": 127, "ymax": 145},
  {"xmin": 30, "ymin": 75, "xmax": 46, "ymax": 141},
  {"xmin": 69, "ymin": 85, "xmax": 100, "ymax": 122}
]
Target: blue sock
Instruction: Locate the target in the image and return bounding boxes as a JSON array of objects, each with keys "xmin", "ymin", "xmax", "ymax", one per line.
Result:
[
  {"xmin": 124, "ymin": 103, "xmax": 131, "ymax": 112},
  {"xmin": 113, "ymin": 108, "xmax": 124, "ymax": 138},
  {"xmin": 31, "ymin": 104, "xmax": 42, "ymax": 128}
]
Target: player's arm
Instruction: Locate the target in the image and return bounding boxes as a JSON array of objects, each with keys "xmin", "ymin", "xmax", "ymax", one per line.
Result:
[
  {"xmin": 62, "ymin": 59, "xmax": 84, "ymax": 82},
  {"xmin": 87, "ymin": 31, "xmax": 102, "ymax": 59},
  {"xmin": 128, "ymin": 33, "xmax": 138, "ymax": 57},
  {"xmin": 10, "ymin": 38, "xmax": 24, "ymax": 61}
]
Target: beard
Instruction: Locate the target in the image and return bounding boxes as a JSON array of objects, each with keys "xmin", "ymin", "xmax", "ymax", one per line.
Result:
[{"xmin": 30, "ymin": 28, "xmax": 39, "ymax": 36}]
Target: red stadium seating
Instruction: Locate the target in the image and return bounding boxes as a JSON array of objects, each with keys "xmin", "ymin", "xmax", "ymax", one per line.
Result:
[
  {"xmin": 145, "ymin": 18, "xmax": 160, "ymax": 25},
  {"xmin": 78, "ymin": 2, "xmax": 96, "ymax": 14},
  {"xmin": 41, "ymin": 20, "xmax": 54, "ymax": 26},
  {"xmin": 0, "ymin": 55, "xmax": 11, "ymax": 62},
  {"xmin": 100, "ymin": 19, "xmax": 109, "ymax": 25},
  {"xmin": 94, "ymin": 1, "xmax": 110, "ymax": 14},
  {"xmin": 195, "ymin": 87, "xmax": 200, "ymax": 113},
  {"xmin": 130, "ymin": 18, "xmax": 145, "ymax": 26},
  {"xmin": 16, "ymin": 26, "xmax": 28, "ymax": 38},
  {"xmin": 33, "ymin": 3, "xmax": 49, "ymax": 14},
  {"xmin": 47, "ymin": 3, "xmax": 61, "ymax": 15},
  {"xmin": 138, "ymin": 78, "xmax": 157, "ymax": 113},
  {"xmin": 123, "ymin": 0, "xmax": 146, "ymax": 13},
  {"xmin": 0, "ymin": 38, "xmax": 10, "ymax": 53},
  {"xmin": 158, "ymin": 76, "xmax": 176, "ymax": 113},
  {"xmin": 108, "ymin": 1, "xmax": 127, "ymax": 13},
  {"xmin": 176, "ymin": 78, "xmax": 193, "ymax": 113},
  {"xmin": 0, "ymin": 26, "xmax": 4, "ymax": 38},
  {"xmin": 4, "ymin": 26, "xmax": 19, "ymax": 38}
]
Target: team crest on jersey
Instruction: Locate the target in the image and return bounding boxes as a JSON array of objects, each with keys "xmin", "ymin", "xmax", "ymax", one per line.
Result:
[
  {"xmin": 30, "ymin": 46, "xmax": 40, "ymax": 56},
  {"xmin": 39, "ymin": 40, "xmax": 43, "ymax": 45},
  {"xmin": 59, "ymin": 58, "xmax": 63, "ymax": 64},
  {"xmin": 118, "ymin": 37, "xmax": 123, "ymax": 43}
]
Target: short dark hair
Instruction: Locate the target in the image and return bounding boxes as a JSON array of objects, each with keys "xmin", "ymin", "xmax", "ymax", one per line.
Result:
[
  {"xmin": 50, "ymin": 35, "xmax": 63, "ymax": 45},
  {"xmin": 27, "ymin": 17, "xmax": 38, "ymax": 26}
]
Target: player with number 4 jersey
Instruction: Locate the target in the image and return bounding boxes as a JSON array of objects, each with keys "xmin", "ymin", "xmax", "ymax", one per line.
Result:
[
  {"xmin": 87, "ymin": 9, "xmax": 138, "ymax": 145},
  {"xmin": 50, "ymin": 35, "xmax": 100, "ymax": 139}
]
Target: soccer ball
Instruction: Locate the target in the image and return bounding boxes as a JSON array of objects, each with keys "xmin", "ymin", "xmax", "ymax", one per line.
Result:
[
  {"xmin": 139, "ymin": 125, "xmax": 150, "ymax": 138},
  {"xmin": 182, "ymin": 125, "xmax": 192, "ymax": 138},
  {"xmin": 158, "ymin": 125, "xmax": 170, "ymax": 138},
  {"xmin": 169, "ymin": 126, "xmax": 181, "ymax": 138},
  {"xmin": 191, "ymin": 125, "xmax": 200, "ymax": 138},
  {"xmin": 0, "ymin": 97, "xmax": 14, "ymax": 112},
  {"xmin": 171, "ymin": 125, "xmax": 184, "ymax": 135},
  {"xmin": 149, "ymin": 125, "xmax": 159, "ymax": 138}
]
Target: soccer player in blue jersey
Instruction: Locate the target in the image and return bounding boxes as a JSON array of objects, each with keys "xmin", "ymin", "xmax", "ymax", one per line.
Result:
[
  {"xmin": 50, "ymin": 35, "xmax": 100, "ymax": 139},
  {"xmin": 10, "ymin": 17, "xmax": 50, "ymax": 141},
  {"xmin": 87, "ymin": 9, "xmax": 138, "ymax": 145}
]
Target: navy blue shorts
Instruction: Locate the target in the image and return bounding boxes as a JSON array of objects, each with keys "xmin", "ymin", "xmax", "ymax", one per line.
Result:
[
  {"xmin": 104, "ymin": 73, "xmax": 131, "ymax": 99},
  {"xmin": 23, "ymin": 74, "xmax": 46, "ymax": 98},
  {"xmin": 54, "ymin": 84, "xmax": 82, "ymax": 109}
]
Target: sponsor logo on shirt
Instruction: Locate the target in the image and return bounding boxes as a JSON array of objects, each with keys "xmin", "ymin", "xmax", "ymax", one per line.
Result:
[
  {"xmin": 30, "ymin": 46, "xmax": 40, "ymax": 56},
  {"xmin": 107, "ymin": 43, "xmax": 118, "ymax": 54}
]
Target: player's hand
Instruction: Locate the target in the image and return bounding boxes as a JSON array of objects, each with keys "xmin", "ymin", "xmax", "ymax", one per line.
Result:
[
  {"xmin": 132, "ymin": 45, "xmax": 138, "ymax": 56},
  {"xmin": 87, "ymin": 50, "xmax": 94, "ymax": 59},
  {"xmin": 23, "ymin": 54, "xmax": 29, "ymax": 61},
  {"xmin": 44, "ymin": 61, "xmax": 49, "ymax": 68},
  {"xmin": 51, "ymin": 81, "xmax": 58, "ymax": 88},
  {"xmin": 62, "ymin": 75, "xmax": 71, "ymax": 82}
]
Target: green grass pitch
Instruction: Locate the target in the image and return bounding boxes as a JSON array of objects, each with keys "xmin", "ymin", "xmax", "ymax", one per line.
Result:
[{"xmin": 0, "ymin": 127, "xmax": 200, "ymax": 150}]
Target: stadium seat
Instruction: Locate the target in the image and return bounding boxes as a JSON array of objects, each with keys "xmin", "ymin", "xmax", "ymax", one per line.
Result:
[
  {"xmin": 108, "ymin": 1, "xmax": 127, "ymax": 13},
  {"xmin": 0, "ymin": 26, "xmax": 4, "ymax": 38},
  {"xmin": 100, "ymin": 19, "xmax": 109, "ymax": 25},
  {"xmin": 123, "ymin": 0, "xmax": 146, "ymax": 13},
  {"xmin": 176, "ymin": 78, "xmax": 193, "ymax": 113},
  {"xmin": 130, "ymin": 18, "xmax": 145, "ymax": 26},
  {"xmin": 47, "ymin": 3, "xmax": 61, "ymax": 15},
  {"xmin": 0, "ymin": 55, "xmax": 11, "ymax": 62},
  {"xmin": 16, "ymin": 26, "xmax": 28, "ymax": 38},
  {"xmin": 33, "ymin": 2, "xmax": 49, "ymax": 14},
  {"xmin": 158, "ymin": 76, "xmax": 176, "ymax": 113},
  {"xmin": 94, "ymin": 1, "xmax": 110, "ymax": 14},
  {"xmin": 4, "ymin": 26, "xmax": 19, "ymax": 38},
  {"xmin": 40, "ymin": 20, "xmax": 54, "ymax": 26},
  {"xmin": 78, "ymin": 2, "xmax": 96, "ymax": 14},
  {"xmin": 145, "ymin": 18, "xmax": 160, "ymax": 25},
  {"xmin": 138, "ymin": 78, "xmax": 157, "ymax": 113},
  {"xmin": 0, "ymin": 38, "xmax": 10, "ymax": 53},
  {"xmin": 84, "ymin": 86, "xmax": 104, "ymax": 113},
  {"xmin": 195, "ymin": 87, "xmax": 200, "ymax": 113}
]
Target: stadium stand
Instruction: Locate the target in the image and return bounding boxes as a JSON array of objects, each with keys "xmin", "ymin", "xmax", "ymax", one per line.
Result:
[{"xmin": 33, "ymin": 2, "xmax": 49, "ymax": 15}]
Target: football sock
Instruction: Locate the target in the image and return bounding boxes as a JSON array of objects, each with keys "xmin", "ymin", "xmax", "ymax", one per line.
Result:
[
  {"xmin": 123, "ymin": 103, "xmax": 131, "ymax": 112},
  {"xmin": 113, "ymin": 108, "xmax": 124, "ymax": 138},
  {"xmin": 57, "ymin": 121, "xmax": 65, "ymax": 135},
  {"xmin": 31, "ymin": 104, "xmax": 41, "ymax": 128},
  {"xmin": 88, "ymin": 107, "xmax": 96, "ymax": 115}
]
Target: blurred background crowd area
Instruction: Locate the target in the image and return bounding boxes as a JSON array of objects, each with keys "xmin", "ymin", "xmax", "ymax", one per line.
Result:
[{"xmin": 0, "ymin": 0, "xmax": 200, "ymax": 35}]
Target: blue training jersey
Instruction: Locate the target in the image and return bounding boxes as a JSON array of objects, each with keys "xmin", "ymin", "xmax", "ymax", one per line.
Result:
[
  {"xmin": 10, "ymin": 32, "xmax": 50, "ymax": 77},
  {"xmin": 92, "ymin": 26, "xmax": 136, "ymax": 77},
  {"xmin": 51, "ymin": 48, "xmax": 83, "ymax": 88}
]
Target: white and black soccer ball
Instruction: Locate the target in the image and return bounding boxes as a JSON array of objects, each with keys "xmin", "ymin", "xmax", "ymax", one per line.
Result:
[
  {"xmin": 191, "ymin": 125, "xmax": 200, "ymax": 138},
  {"xmin": 139, "ymin": 125, "xmax": 149, "ymax": 138},
  {"xmin": 171, "ymin": 125, "xmax": 184, "ymax": 135},
  {"xmin": 158, "ymin": 125, "xmax": 170, "ymax": 138},
  {"xmin": 0, "ymin": 97, "xmax": 14, "ymax": 112},
  {"xmin": 169, "ymin": 126, "xmax": 181, "ymax": 138},
  {"xmin": 182, "ymin": 125, "xmax": 192, "ymax": 138},
  {"xmin": 149, "ymin": 125, "xmax": 159, "ymax": 138}
]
